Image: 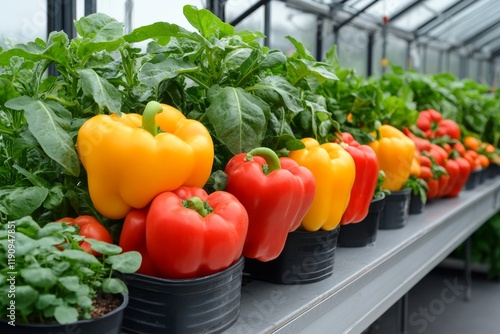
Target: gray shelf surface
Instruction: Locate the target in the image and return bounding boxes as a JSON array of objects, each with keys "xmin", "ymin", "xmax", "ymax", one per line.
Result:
[{"xmin": 225, "ymin": 177, "xmax": 500, "ymax": 334}]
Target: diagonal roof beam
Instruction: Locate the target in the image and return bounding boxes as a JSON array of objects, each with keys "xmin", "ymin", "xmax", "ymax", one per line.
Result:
[
  {"xmin": 334, "ymin": 0, "xmax": 379, "ymax": 32},
  {"xmin": 416, "ymin": 0, "xmax": 476, "ymax": 37},
  {"xmin": 466, "ymin": 33, "xmax": 500, "ymax": 55},
  {"xmin": 462, "ymin": 20, "xmax": 500, "ymax": 46},
  {"xmin": 388, "ymin": 0, "xmax": 425, "ymax": 22}
]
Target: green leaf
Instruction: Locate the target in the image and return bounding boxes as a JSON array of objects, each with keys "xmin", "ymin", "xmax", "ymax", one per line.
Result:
[
  {"xmin": 85, "ymin": 238, "xmax": 122, "ymax": 256},
  {"xmin": 106, "ymin": 251, "xmax": 142, "ymax": 273},
  {"xmin": 35, "ymin": 294, "xmax": 57, "ymax": 309},
  {"xmin": 14, "ymin": 232, "xmax": 38, "ymax": 256},
  {"xmin": 138, "ymin": 58, "xmax": 198, "ymax": 87},
  {"xmin": 183, "ymin": 5, "xmax": 234, "ymax": 38},
  {"xmin": 102, "ymin": 278, "xmax": 128, "ymax": 294},
  {"xmin": 79, "ymin": 69, "xmax": 122, "ymax": 115},
  {"xmin": 124, "ymin": 21, "xmax": 197, "ymax": 44},
  {"xmin": 37, "ymin": 235, "xmax": 65, "ymax": 248},
  {"xmin": 0, "ymin": 78, "xmax": 20, "ymax": 105},
  {"xmin": 58, "ymin": 276, "xmax": 81, "ymax": 292},
  {"xmin": 54, "ymin": 304, "xmax": 79, "ymax": 324},
  {"xmin": 206, "ymin": 85, "xmax": 269, "ymax": 155},
  {"xmin": 15, "ymin": 286, "xmax": 39, "ymax": 311},
  {"xmin": 43, "ymin": 184, "xmax": 65, "ymax": 210},
  {"xmin": 248, "ymin": 76, "xmax": 303, "ymax": 114},
  {"xmin": 0, "ymin": 187, "xmax": 48, "ymax": 219},
  {"xmin": 5, "ymin": 97, "xmax": 80, "ymax": 176},
  {"xmin": 21, "ymin": 268, "xmax": 57, "ymax": 288},
  {"xmin": 74, "ymin": 13, "xmax": 122, "ymax": 39},
  {"xmin": 37, "ymin": 222, "xmax": 76, "ymax": 238},
  {"xmin": 61, "ymin": 249, "xmax": 100, "ymax": 265}
]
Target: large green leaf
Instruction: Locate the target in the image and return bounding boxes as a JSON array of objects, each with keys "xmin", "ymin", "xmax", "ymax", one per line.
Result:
[
  {"xmin": 0, "ymin": 187, "xmax": 48, "ymax": 219},
  {"xmin": 183, "ymin": 5, "xmax": 234, "ymax": 38},
  {"xmin": 5, "ymin": 97, "xmax": 80, "ymax": 176},
  {"xmin": 79, "ymin": 68, "xmax": 122, "ymax": 115},
  {"xmin": 138, "ymin": 58, "xmax": 198, "ymax": 87},
  {"xmin": 206, "ymin": 86, "xmax": 269, "ymax": 155}
]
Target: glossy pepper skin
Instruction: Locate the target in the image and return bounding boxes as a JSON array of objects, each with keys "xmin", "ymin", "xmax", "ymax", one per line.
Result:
[
  {"xmin": 368, "ymin": 125, "xmax": 416, "ymax": 192},
  {"xmin": 77, "ymin": 101, "xmax": 214, "ymax": 219},
  {"xmin": 446, "ymin": 157, "xmax": 472, "ymax": 197},
  {"xmin": 416, "ymin": 109, "xmax": 442, "ymax": 138},
  {"xmin": 118, "ymin": 207, "xmax": 159, "ymax": 277},
  {"xmin": 224, "ymin": 147, "xmax": 315, "ymax": 262},
  {"xmin": 145, "ymin": 186, "xmax": 248, "ymax": 279},
  {"xmin": 338, "ymin": 133, "xmax": 379, "ymax": 225},
  {"xmin": 288, "ymin": 138, "xmax": 355, "ymax": 232}
]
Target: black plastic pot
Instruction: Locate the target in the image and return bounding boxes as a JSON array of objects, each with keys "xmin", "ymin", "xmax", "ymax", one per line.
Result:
[
  {"xmin": 487, "ymin": 164, "xmax": 500, "ymax": 179},
  {"xmin": 409, "ymin": 191, "xmax": 425, "ymax": 215},
  {"xmin": 337, "ymin": 194, "xmax": 386, "ymax": 247},
  {"xmin": 379, "ymin": 188, "xmax": 411, "ymax": 230},
  {"xmin": 0, "ymin": 292, "xmax": 128, "ymax": 334},
  {"xmin": 121, "ymin": 257, "xmax": 244, "ymax": 334},
  {"xmin": 243, "ymin": 227, "xmax": 339, "ymax": 284},
  {"xmin": 465, "ymin": 169, "xmax": 481, "ymax": 190}
]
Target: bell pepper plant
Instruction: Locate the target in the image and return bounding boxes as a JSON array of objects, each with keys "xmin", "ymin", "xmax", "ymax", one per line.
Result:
[
  {"xmin": 416, "ymin": 109, "xmax": 461, "ymax": 140},
  {"xmin": 120, "ymin": 186, "xmax": 248, "ymax": 279},
  {"xmin": 338, "ymin": 132, "xmax": 379, "ymax": 225},
  {"xmin": 77, "ymin": 101, "xmax": 214, "ymax": 219},
  {"xmin": 368, "ymin": 124, "xmax": 416, "ymax": 192},
  {"xmin": 224, "ymin": 147, "xmax": 315, "ymax": 262},
  {"xmin": 288, "ymin": 138, "xmax": 355, "ymax": 232}
]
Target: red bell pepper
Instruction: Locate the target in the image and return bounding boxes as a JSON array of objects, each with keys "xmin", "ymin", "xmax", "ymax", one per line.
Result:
[
  {"xmin": 56, "ymin": 215, "xmax": 113, "ymax": 255},
  {"xmin": 417, "ymin": 109, "xmax": 442, "ymax": 138},
  {"xmin": 435, "ymin": 119, "xmax": 461, "ymax": 140},
  {"xmin": 120, "ymin": 186, "xmax": 248, "ymax": 279},
  {"xmin": 446, "ymin": 157, "xmax": 472, "ymax": 197},
  {"xmin": 224, "ymin": 147, "xmax": 315, "ymax": 262},
  {"xmin": 440, "ymin": 158, "xmax": 460, "ymax": 197},
  {"xmin": 339, "ymin": 133, "xmax": 379, "ymax": 225},
  {"xmin": 118, "ymin": 207, "xmax": 159, "ymax": 277}
]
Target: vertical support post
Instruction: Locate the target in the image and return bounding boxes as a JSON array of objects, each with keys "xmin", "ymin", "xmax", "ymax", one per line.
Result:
[
  {"xmin": 399, "ymin": 293, "xmax": 408, "ymax": 334},
  {"xmin": 406, "ymin": 40, "xmax": 412, "ymax": 70},
  {"xmin": 264, "ymin": 1, "xmax": 271, "ymax": 47},
  {"xmin": 316, "ymin": 17, "xmax": 323, "ymax": 61},
  {"xmin": 381, "ymin": 19, "xmax": 388, "ymax": 75},
  {"xmin": 477, "ymin": 59, "xmax": 482, "ymax": 83},
  {"xmin": 464, "ymin": 236, "xmax": 472, "ymax": 301},
  {"xmin": 206, "ymin": 0, "xmax": 226, "ymax": 20},
  {"xmin": 124, "ymin": 0, "xmax": 133, "ymax": 35},
  {"xmin": 367, "ymin": 33, "xmax": 374, "ymax": 76},
  {"xmin": 488, "ymin": 58, "xmax": 495, "ymax": 87},
  {"xmin": 422, "ymin": 44, "xmax": 427, "ymax": 73},
  {"xmin": 438, "ymin": 50, "xmax": 443, "ymax": 73},
  {"xmin": 47, "ymin": 0, "xmax": 76, "ymax": 76},
  {"xmin": 84, "ymin": 0, "xmax": 96, "ymax": 16},
  {"xmin": 445, "ymin": 52, "xmax": 451, "ymax": 72}
]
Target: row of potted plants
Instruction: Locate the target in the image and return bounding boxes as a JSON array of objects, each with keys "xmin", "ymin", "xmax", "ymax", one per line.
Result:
[{"xmin": 1, "ymin": 4, "xmax": 499, "ymax": 333}]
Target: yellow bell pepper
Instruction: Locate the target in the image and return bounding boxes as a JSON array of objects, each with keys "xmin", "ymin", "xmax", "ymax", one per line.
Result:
[
  {"xmin": 368, "ymin": 125, "xmax": 415, "ymax": 192},
  {"xmin": 288, "ymin": 138, "xmax": 355, "ymax": 232},
  {"xmin": 77, "ymin": 101, "xmax": 214, "ymax": 219}
]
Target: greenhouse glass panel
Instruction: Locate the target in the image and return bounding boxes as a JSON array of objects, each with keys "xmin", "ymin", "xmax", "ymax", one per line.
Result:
[
  {"xmin": 389, "ymin": 0, "xmax": 462, "ymax": 31},
  {"xmin": 427, "ymin": 0, "xmax": 499, "ymax": 43},
  {"xmin": 372, "ymin": 31, "xmax": 383, "ymax": 77},
  {"xmin": 267, "ymin": 1, "xmax": 317, "ymax": 57},
  {"xmin": 448, "ymin": 53, "xmax": 461, "ymax": 77},
  {"xmin": 0, "ymin": 0, "xmax": 47, "ymax": 48},
  {"xmin": 386, "ymin": 35, "xmax": 407, "ymax": 69},
  {"xmin": 425, "ymin": 47, "xmax": 441, "ymax": 74},
  {"xmin": 468, "ymin": 58, "xmax": 479, "ymax": 81},
  {"xmin": 337, "ymin": 25, "xmax": 369, "ymax": 76}
]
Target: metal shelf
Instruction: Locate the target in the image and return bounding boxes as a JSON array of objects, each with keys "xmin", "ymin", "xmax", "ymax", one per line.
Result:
[{"xmin": 224, "ymin": 177, "xmax": 500, "ymax": 334}]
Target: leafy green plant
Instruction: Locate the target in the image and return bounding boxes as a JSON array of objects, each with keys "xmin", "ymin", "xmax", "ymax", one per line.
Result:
[
  {"xmin": 0, "ymin": 216, "xmax": 141, "ymax": 324},
  {"xmin": 404, "ymin": 175, "xmax": 428, "ymax": 205}
]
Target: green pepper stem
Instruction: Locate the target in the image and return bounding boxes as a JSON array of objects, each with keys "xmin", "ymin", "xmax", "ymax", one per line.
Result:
[
  {"xmin": 142, "ymin": 101, "xmax": 163, "ymax": 136},
  {"xmin": 184, "ymin": 197, "xmax": 213, "ymax": 217},
  {"xmin": 245, "ymin": 147, "xmax": 281, "ymax": 174}
]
